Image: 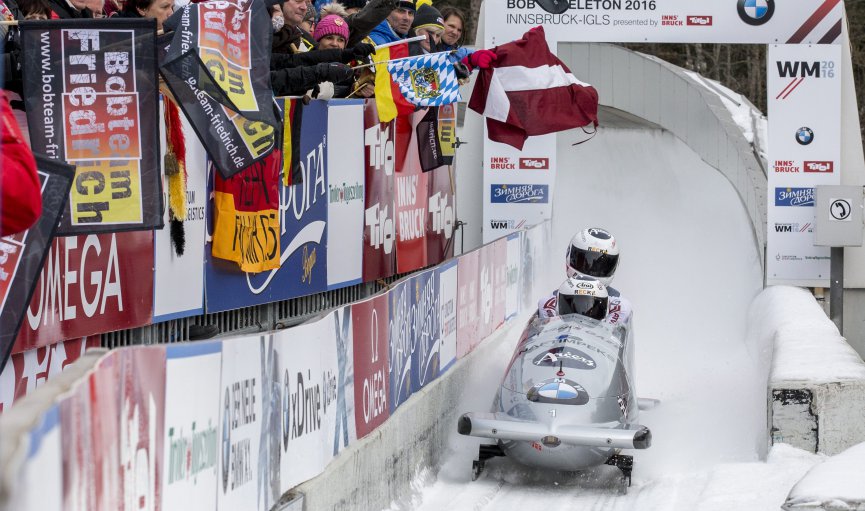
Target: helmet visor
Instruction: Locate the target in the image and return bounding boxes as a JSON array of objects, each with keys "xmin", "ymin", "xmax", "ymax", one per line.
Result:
[
  {"xmin": 557, "ymin": 294, "xmax": 608, "ymax": 321},
  {"xmin": 570, "ymin": 248, "xmax": 619, "ymax": 279}
]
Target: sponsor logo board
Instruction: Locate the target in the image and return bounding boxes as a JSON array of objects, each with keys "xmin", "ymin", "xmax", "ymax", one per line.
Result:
[
  {"xmin": 775, "ymin": 187, "xmax": 814, "ymax": 207},
  {"xmin": 490, "ymin": 184, "xmax": 549, "ymax": 204}
]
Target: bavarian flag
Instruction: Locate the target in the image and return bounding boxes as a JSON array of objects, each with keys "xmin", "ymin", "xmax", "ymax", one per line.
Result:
[
  {"xmin": 373, "ymin": 43, "xmax": 415, "ymax": 123},
  {"xmin": 387, "ymin": 52, "xmax": 462, "ymax": 109}
]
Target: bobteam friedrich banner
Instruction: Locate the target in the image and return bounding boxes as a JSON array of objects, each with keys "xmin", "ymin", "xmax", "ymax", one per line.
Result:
[
  {"xmin": 20, "ymin": 19, "xmax": 163, "ymax": 235},
  {"xmin": 161, "ymin": 0, "xmax": 279, "ymax": 178},
  {"xmin": 0, "ymin": 156, "xmax": 74, "ymax": 374}
]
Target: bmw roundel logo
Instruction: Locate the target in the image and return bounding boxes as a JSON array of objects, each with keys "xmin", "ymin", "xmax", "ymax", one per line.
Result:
[
  {"xmin": 737, "ymin": 0, "xmax": 775, "ymax": 26},
  {"xmin": 796, "ymin": 127, "xmax": 814, "ymax": 145}
]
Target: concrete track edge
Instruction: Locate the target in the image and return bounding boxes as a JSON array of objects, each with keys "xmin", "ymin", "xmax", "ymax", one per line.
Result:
[{"xmin": 283, "ymin": 311, "xmax": 533, "ymax": 511}]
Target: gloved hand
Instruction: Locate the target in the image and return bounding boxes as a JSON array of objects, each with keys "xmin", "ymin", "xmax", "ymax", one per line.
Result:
[
  {"xmin": 461, "ymin": 49, "xmax": 497, "ymax": 71},
  {"xmin": 350, "ymin": 42, "xmax": 376, "ymax": 59},
  {"xmin": 452, "ymin": 47, "xmax": 472, "ymax": 61},
  {"xmin": 314, "ymin": 62, "xmax": 354, "ymax": 83}
]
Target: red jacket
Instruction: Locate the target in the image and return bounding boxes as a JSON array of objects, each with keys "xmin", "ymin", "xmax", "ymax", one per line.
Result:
[{"xmin": 1, "ymin": 92, "xmax": 41, "ymax": 236}]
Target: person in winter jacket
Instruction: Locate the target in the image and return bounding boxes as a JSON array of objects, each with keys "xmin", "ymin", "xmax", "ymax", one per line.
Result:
[
  {"xmin": 312, "ymin": 8, "xmax": 356, "ymax": 98},
  {"xmin": 273, "ymin": 0, "xmax": 316, "ymax": 53},
  {"xmin": 407, "ymin": 0, "xmax": 442, "ymax": 55},
  {"xmin": 113, "ymin": 0, "xmax": 173, "ymax": 29},
  {"xmin": 343, "ymin": 0, "xmax": 395, "ymax": 47},
  {"xmin": 0, "ymin": 92, "xmax": 41, "ymax": 236},
  {"xmin": 47, "ymin": 0, "xmax": 93, "ymax": 18},
  {"xmin": 368, "ymin": 0, "xmax": 413, "ymax": 45}
]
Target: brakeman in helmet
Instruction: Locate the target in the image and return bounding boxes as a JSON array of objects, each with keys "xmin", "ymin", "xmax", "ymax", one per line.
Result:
[
  {"xmin": 556, "ymin": 276, "xmax": 609, "ymax": 321},
  {"xmin": 539, "ymin": 227, "xmax": 632, "ymax": 326}
]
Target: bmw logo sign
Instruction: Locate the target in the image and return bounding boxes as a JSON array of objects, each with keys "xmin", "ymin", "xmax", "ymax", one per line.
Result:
[
  {"xmin": 737, "ymin": 0, "xmax": 775, "ymax": 26},
  {"xmin": 796, "ymin": 127, "xmax": 814, "ymax": 145}
]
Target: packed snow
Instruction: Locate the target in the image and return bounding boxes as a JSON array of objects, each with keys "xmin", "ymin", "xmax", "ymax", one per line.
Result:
[{"xmin": 382, "ymin": 126, "xmax": 865, "ymax": 510}]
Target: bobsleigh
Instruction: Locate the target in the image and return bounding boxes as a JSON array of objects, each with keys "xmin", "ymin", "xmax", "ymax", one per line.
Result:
[{"xmin": 457, "ymin": 313, "xmax": 652, "ymax": 488}]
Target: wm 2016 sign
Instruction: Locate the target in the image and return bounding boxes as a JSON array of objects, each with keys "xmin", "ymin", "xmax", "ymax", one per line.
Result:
[{"xmin": 487, "ymin": 0, "xmax": 844, "ymax": 45}]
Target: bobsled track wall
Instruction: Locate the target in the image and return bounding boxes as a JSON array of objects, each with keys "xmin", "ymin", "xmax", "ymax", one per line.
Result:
[{"xmin": 0, "ymin": 222, "xmax": 551, "ymax": 511}]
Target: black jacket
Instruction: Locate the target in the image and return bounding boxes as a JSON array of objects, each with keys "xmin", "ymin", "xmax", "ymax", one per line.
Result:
[
  {"xmin": 47, "ymin": 0, "xmax": 93, "ymax": 18},
  {"xmin": 270, "ymin": 66, "xmax": 320, "ymax": 97},
  {"xmin": 346, "ymin": 0, "xmax": 396, "ymax": 47}
]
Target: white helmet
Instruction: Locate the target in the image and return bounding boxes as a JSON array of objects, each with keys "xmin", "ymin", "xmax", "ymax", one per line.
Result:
[
  {"xmin": 556, "ymin": 276, "xmax": 608, "ymax": 321},
  {"xmin": 566, "ymin": 227, "xmax": 620, "ymax": 286}
]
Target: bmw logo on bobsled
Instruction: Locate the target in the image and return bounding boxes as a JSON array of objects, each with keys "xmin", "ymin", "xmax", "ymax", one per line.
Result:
[{"xmin": 457, "ymin": 313, "xmax": 653, "ymax": 492}]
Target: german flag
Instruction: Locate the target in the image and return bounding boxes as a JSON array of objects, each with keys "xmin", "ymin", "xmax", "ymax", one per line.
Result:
[
  {"xmin": 211, "ymin": 150, "xmax": 282, "ymax": 273},
  {"xmin": 373, "ymin": 42, "xmax": 415, "ymax": 123},
  {"xmin": 282, "ymin": 98, "xmax": 304, "ymax": 187}
]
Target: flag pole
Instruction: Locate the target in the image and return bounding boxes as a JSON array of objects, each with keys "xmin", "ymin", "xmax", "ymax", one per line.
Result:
[{"xmin": 351, "ymin": 49, "xmax": 457, "ymax": 71}]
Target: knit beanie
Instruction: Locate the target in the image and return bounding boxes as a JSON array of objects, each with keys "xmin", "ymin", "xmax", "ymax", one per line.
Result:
[
  {"xmin": 341, "ymin": 0, "xmax": 366, "ymax": 8},
  {"xmin": 396, "ymin": 0, "xmax": 415, "ymax": 12},
  {"xmin": 313, "ymin": 13, "xmax": 349, "ymax": 41},
  {"xmin": 411, "ymin": 0, "xmax": 443, "ymax": 31}
]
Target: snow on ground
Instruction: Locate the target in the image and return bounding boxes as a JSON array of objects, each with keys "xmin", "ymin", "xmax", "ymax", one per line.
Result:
[{"xmin": 386, "ymin": 127, "xmax": 822, "ymax": 510}]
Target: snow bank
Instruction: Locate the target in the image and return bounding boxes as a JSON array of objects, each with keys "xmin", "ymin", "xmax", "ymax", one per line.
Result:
[
  {"xmin": 783, "ymin": 442, "xmax": 865, "ymax": 511},
  {"xmin": 754, "ymin": 286, "xmax": 865, "ymax": 456}
]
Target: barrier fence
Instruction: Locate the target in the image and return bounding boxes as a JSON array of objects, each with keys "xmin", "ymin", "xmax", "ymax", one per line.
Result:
[
  {"xmin": 0, "ymin": 220, "xmax": 551, "ymax": 511},
  {"xmin": 1, "ymin": 97, "xmax": 459, "ymax": 412}
]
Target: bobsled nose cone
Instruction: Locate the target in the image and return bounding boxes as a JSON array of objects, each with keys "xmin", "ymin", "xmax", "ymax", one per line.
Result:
[
  {"xmin": 536, "ymin": 0, "xmax": 570, "ymax": 14},
  {"xmin": 458, "ymin": 414, "xmax": 472, "ymax": 436}
]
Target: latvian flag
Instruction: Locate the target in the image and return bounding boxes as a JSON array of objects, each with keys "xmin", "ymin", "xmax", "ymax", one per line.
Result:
[{"xmin": 468, "ymin": 26, "xmax": 599, "ymax": 150}]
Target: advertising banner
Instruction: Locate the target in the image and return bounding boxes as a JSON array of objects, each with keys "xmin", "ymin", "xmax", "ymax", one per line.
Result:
[
  {"xmin": 477, "ymin": 243, "xmax": 501, "ymax": 341},
  {"xmin": 161, "ymin": 0, "xmax": 278, "ymax": 177},
  {"xmin": 205, "ymin": 100, "xmax": 329, "ymax": 312},
  {"xmin": 117, "ymin": 346, "xmax": 166, "ymax": 511},
  {"xmin": 395, "ymin": 172, "xmax": 429, "ymax": 273},
  {"xmin": 437, "ymin": 260, "xmax": 458, "ymax": 374},
  {"xmin": 485, "ymin": 0, "xmax": 844, "ymax": 46},
  {"xmin": 409, "ymin": 269, "xmax": 440, "ymax": 391},
  {"xmin": 15, "ymin": 231, "xmax": 154, "ymax": 352},
  {"xmin": 21, "ymin": 19, "xmax": 163, "ymax": 235},
  {"xmin": 153, "ymin": 104, "xmax": 207, "ymax": 321},
  {"xmin": 217, "ymin": 335, "xmax": 263, "ymax": 511},
  {"xmin": 493, "ymin": 237, "xmax": 508, "ymax": 326},
  {"xmin": 388, "ymin": 280, "xmax": 413, "ymax": 412},
  {"xmin": 321, "ymin": 307, "xmax": 357, "ymax": 457},
  {"xmin": 0, "ymin": 157, "xmax": 74, "ymax": 372},
  {"xmin": 326, "ymin": 101, "xmax": 365, "ymax": 289},
  {"xmin": 163, "ymin": 342, "xmax": 221, "ymax": 511},
  {"xmin": 482, "ymin": 133, "xmax": 556, "ymax": 244},
  {"xmin": 426, "ymin": 164, "xmax": 456, "ymax": 266},
  {"xmin": 767, "ymin": 44, "xmax": 841, "ymax": 286},
  {"xmin": 61, "ymin": 353, "xmax": 121, "ymax": 511},
  {"xmin": 504, "ymin": 232, "xmax": 523, "ymax": 319},
  {"xmin": 9, "ymin": 406, "xmax": 63, "ymax": 511},
  {"xmin": 0, "ymin": 337, "xmax": 99, "ymax": 413},
  {"xmin": 351, "ymin": 294, "xmax": 390, "ymax": 438},
  {"xmin": 274, "ymin": 319, "xmax": 334, "ymax": 491},
  {"xmin": 456, "ymin": 249, "xmax": 480, "ymax": 358},
  {"xmin": 363, "ymin": 101, "xmax": 397, "ymax": 281}
]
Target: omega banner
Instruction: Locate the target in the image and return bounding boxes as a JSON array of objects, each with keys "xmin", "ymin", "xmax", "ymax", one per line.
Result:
[
  {"xmin": 20, "ymin": 19, "xmax": 163, "ymax": 235},
  {"xmin": 482, "ymin": 0, "xmax": 845, "ymax": 245},
  {"xmin": 767, "ymin": 44, "xmax": 841, "ymax": 286}
]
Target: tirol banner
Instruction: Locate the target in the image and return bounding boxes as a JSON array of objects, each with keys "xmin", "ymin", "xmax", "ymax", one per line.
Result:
[
  {"xmin": 163, "ymin": 342, "xmax": 221, "ymax": 511},
  {"xmin": 766, "ymin": 44, "xmax": 841, "ymax": 286},
  {"xmin": 485, "ymin": 0, "xmax": 844, "ymax": 46},
  {"xmin": 363, "ymin": 101, "xmax": 397, "ymax": 282},
  {"xmin": 205, "ymin": 99, "xmax": 328, "ymax": 313},
  {"xmin": 14, "ymin": 231, "xmax": 154, "ymax": 352},
  {"xmin": 388, "ymin": 280, "xmax": 413, "ymax": 413},
  {"xmin": 161, "ymin": 0, "xmax": 279, "ymax": 178},
  {"xmin": 0, "ymin": 156, "xmax": 74, "ymax": 373},
  {"xmin": 351, "ymin": 294, "xmax": 390, "ymax": 439},
  {"xmin": 326, "ymin": 101, "xmax": 365, "ymax": 289},
  {"xmin": 217, "ymin": 335, "xmax": 264, "ymax": 511},
  {"xmin": 0, "ymin": 336, "xmax": 100, "ymax": 413},
  {"xmin": 20, "ymin": 19, "xmax": 163, "ymax": 235},
  {"xmin": 395, "ymin": 109, "xmax": 429, "ymax": 273},
  {"xmin": 426, "ymin": 163, "xmax": 456, "ymax": 267}
]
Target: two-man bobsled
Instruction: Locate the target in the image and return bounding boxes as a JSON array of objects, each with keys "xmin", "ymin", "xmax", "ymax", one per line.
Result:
[{"xmin": 457, "ymin": 312, "xmax": 651, "ymax": 489}]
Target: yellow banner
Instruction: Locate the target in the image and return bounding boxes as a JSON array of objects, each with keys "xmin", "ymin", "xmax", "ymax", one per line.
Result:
[
  {"xmin": 70, "ymin": 159, "xmax": 143, "ymax": 225},
  {"xmin": 212, "ymin": 191, "xmax": 281, "ymax": 273}
]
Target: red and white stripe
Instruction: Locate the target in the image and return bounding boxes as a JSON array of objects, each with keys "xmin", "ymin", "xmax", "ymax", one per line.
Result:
[{"xmin": 469, "ymin": 26, "xmax": 599, "ymax": 150}]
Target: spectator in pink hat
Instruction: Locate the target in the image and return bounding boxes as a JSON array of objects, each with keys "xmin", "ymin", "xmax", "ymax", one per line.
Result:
[{"xmin": 314, "ymin": 7, "xmax": 349, "ymax": 50}]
